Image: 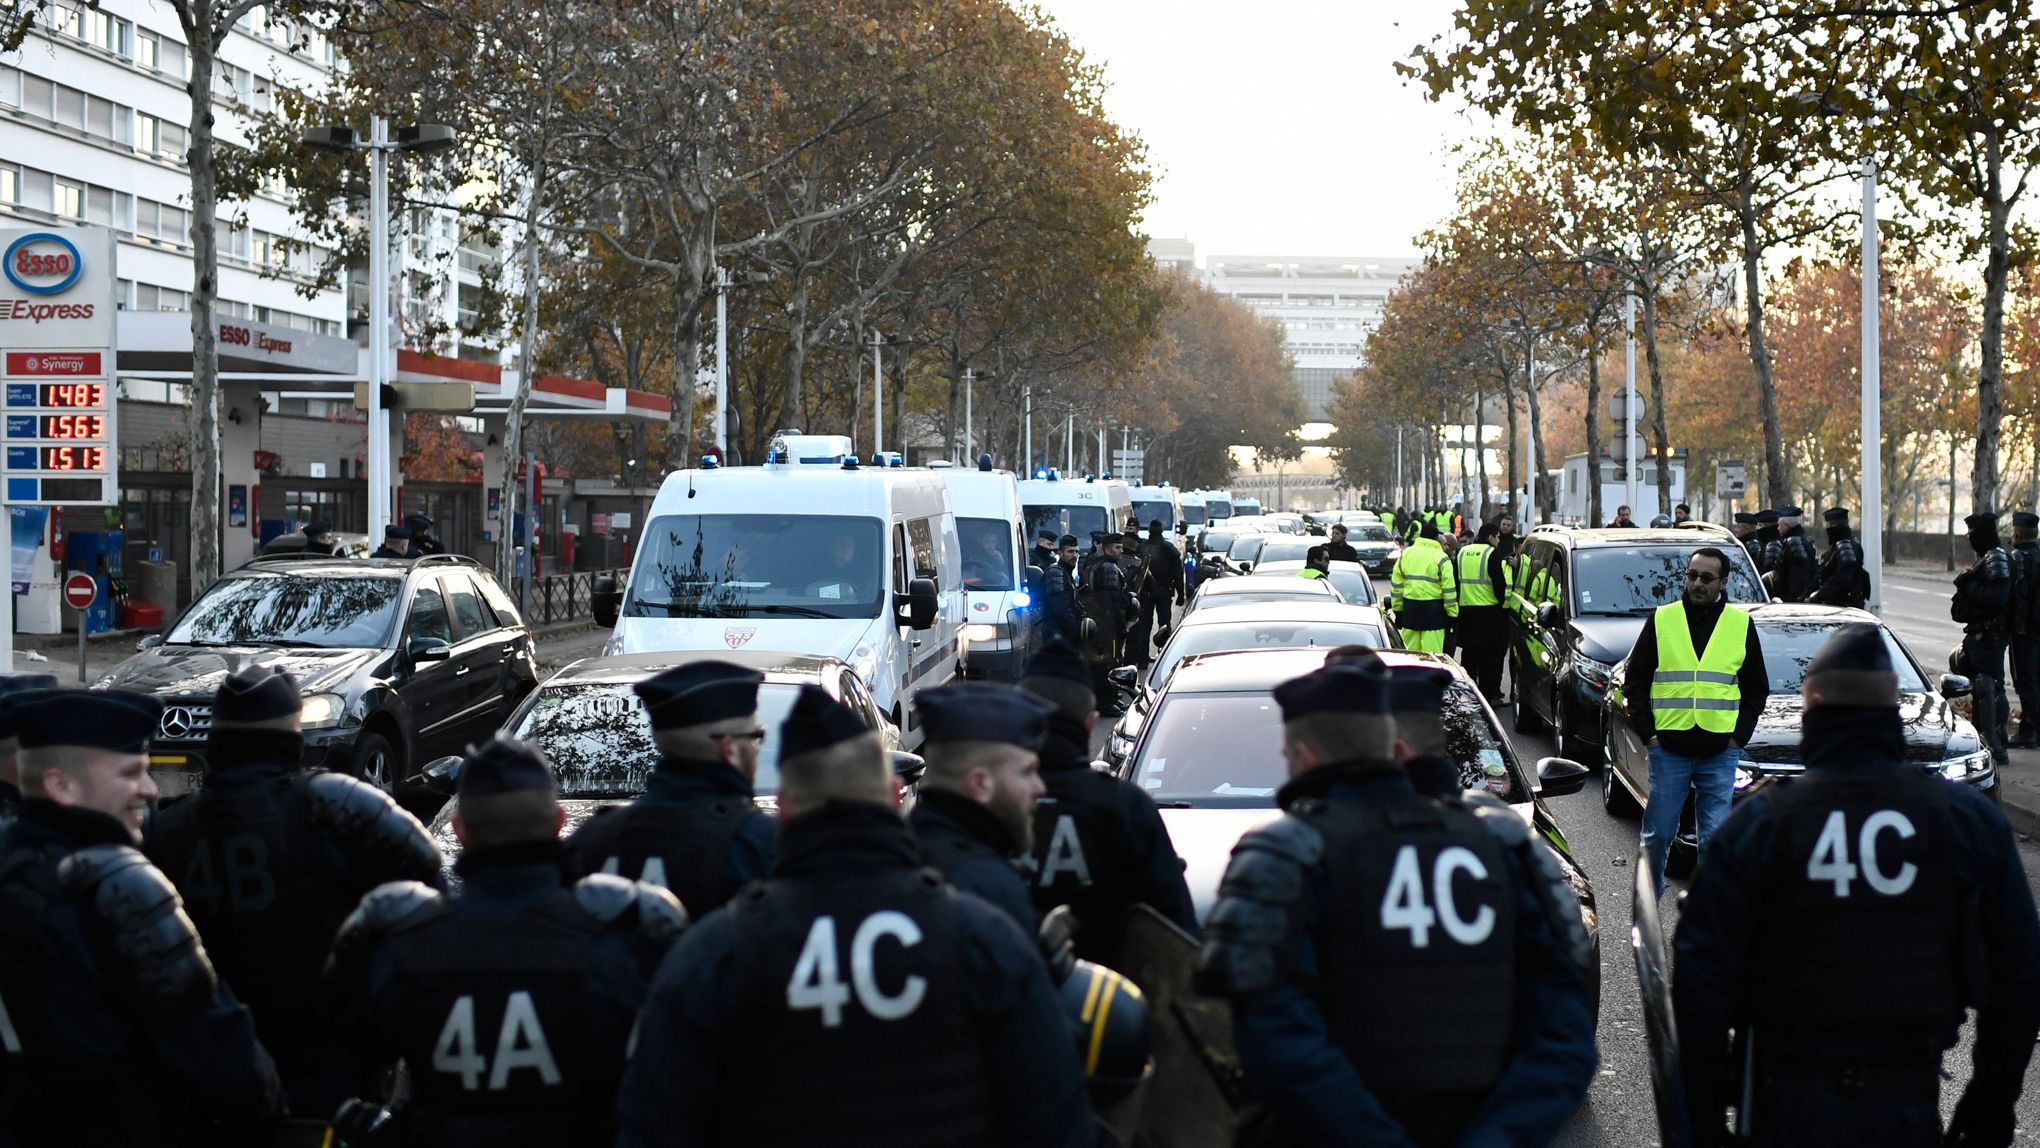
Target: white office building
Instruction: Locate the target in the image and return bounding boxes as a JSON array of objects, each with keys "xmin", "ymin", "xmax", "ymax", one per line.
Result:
[{"xmin": 1203, "ymin": 252, "xmax": 1420, "ymax": 422}]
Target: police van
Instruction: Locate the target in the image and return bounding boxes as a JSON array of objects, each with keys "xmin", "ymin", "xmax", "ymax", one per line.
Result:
[
  {"xmin": 1016, "ymin": 473, "xmax": 1132, "ymax": 548},
  {"xmin": 1203, "ymin": 488, "xmax": 1236, "ymax": 522},
  {"xmin": 765, "ymin": 431, "xmax": 854, "ymax": 466},
  {"xmin": 595, "ymin": 459, "xmax": 964, "ymax": 747},
  {"xmin": 1178, "ymin": 490, "xmax": 1208, "ymax": 534},
  {"xmin": 935, "ymin": 459, "xmax": 1036, "ymax": 682},
  {"xmin": 1128, "ymin": 483, "xmax": 1182, "ymax": 535}
]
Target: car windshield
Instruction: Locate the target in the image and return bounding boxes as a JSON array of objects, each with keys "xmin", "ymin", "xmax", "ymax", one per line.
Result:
[
  {"xmin": 167, "ymin": 572, "xmax": 403, "ymax": 648},
  {"xmin": 958, "ymin": 518, "xmax": 1015, "ymax": 591},
  {"xmin": 1352, "ymin": 525, "xmax": 1394, "ymax": 542},
  {"xmin": 1024, "ymin": 503, "xmax": 1109, "ymax": 545},
  {"xmin": 1198, "ymin": 530, "xmax": 1238, "ymax": 555},
  {"xmin": 1132, "ymin": 500, "xmax": 1174, "ymax": 530},
  {"xmin": 1570, "ymin": 546, "xmax": 1765, "ymax": 615},
  {"xmin": 1227, "ymin": 536, "xmax": 1269, "ymax": 561},
  {"xmin": 1131, "ymin": 682, "xmax": 1521, "ymax": 808},
  {"xmin": 1149, "ymin": 620, "xmax": 1385, "ymax": 689},
  {"xmin": 624, "ymin": 514, "xmax": 884, "ymax": 620},
  {"xmin": 1757, "ymin": 622, "xmax": 1928, "ymax": 694},
  {"xmin": 1257, "ymin": 540, "xmax": 1314, "ymax": 564},
  {"xmin": 510, "ymin": 678, "xmax": 810, "ymax": 798}
]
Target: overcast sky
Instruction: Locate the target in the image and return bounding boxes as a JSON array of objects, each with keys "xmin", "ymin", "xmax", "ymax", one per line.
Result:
[{"xmin": 1031, "ymin": 0, "xmax": 1493, "ymax": 262}]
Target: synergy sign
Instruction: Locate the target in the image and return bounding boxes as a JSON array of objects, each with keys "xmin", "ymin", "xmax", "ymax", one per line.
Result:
[{"xmin": 0, "ymin": 228, "xmax": 117, "ymax": 506}]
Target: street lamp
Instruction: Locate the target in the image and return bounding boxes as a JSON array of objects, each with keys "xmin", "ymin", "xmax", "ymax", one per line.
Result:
[
  {"xmin": 301, "ymin": 118, "xmax": 458, "ymax": 543},
  {"xmin": 1576, "ymin": 247, "xmax": 1642, "ymax": 517}
]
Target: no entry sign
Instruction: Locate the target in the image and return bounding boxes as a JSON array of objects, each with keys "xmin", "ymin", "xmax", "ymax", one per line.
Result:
[{"xmin": 62, "ymin": 571, "xmax": 96, "ymax": 610}]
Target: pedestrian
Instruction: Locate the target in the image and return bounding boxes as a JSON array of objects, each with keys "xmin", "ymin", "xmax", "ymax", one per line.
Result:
[
  {"xmin": 1196, "ymin": 659, "xmax": 1597, "ymax": 1146},
  {"xmin": 1624, "ymin": 546, "xmax": 1768, "ymax": 897},
  {"xmin": 905, "ymin": 682, "xmax": 1053, "ymax": 932},
  {"xmin": 1611, "ymin": 505, "xmax": 1638, "ymax": 528},
  {"xmin": 0, "ymin": 690, "xmax": 285, "ymax": 1146},
  {"xmin": 1390, "ymin": 520, "xmax": 1458, "ymax": 653},
  {"xmin": 1673, "ymin": 624, "xmax": 2040, "ymax": 1148},
  {"xmin": 1755, "ymin": 509, "xmax": 1783, "ymax": 577},
  {"xmin": 1137, "ymin": 520, "xmax": 1185, "ymax": 667},
  {"xmin": 1297, "ymin": 544, "xmax": 1331, "ymax": 579},
  {"xmin": 1117, "ymin": 528, "xmax": 1152, "ymax": 665},
  {"xmin": 1081, "ymin": 531, "xmax": 1134, "ymax": 716},
  {"xmin": 1323, "ymin": 522, "xmax": 1360, "ymax": 564},
  {"xmin": 1774, "ymin": 505, "xmax": 1819, "ymax": 601},
  {"xmin": 0, "ymin": 673, "xmax": 56, "ymax": 826},
  {"xmin": 562, "ymin": 661, "xmax": 776, "ymax": 918},
  {"xmin": 1020, "ymin": 637, "xmax": 1197, "ymax": 963},
  {"xmin": 324, "ymin": 735, "xmax": 685, "ymax": 1147},
  {"xmin": 370, "ymin": 524, "xmax": 411, "ymax": 560},
  {"xmin": 616, "ymin": 685, "xmax": 1097, "ymax": 1148},
  {"xmin": 1454, "ymin": 522, "xmax": 1506, "ymax": 701},
  {"xmin": 1953, "ymin": 511, "xmax": 2014, "ymax": 765},
  {"xmin": 146, "ymin": 666, "xmax": 442, "ymax": 1122},
  {"xmin": 1674, "ymin": 503, "xmax": 1692, "ymax": 525},
  {"xmin": 1809, "ymin": 506, "xmax": 1868, "ymax": 608},
  {"xmin": 1030, "ymin": 527, "xmax": 1060, "ymax": 573},
  {"xmin": 303, "ymin": 520, "xmax": 335, "ymax": 556},
  {"xmin": 403, "ymin": 513, "xmax": 443, "ymax": 556},
  {"xmin": 2011, "ymin": 511, "xmax": 2040, "ymax": 749}
]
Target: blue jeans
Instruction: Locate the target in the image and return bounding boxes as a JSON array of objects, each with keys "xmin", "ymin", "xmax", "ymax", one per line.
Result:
[{"xmin": 1641, "ymin": 742, "xmax": 1739, "ymax": 897}]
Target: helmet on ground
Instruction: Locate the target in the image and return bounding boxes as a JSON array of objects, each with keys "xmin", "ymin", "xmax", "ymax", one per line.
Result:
[{"xmin": 1058, "ymin": 959, "xmax": 1151, "ymax": 1105}]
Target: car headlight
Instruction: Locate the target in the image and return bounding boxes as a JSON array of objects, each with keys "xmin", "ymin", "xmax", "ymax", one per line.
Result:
[
  {"xmin": 963, "ymin": 623, "xmax": 998, "ymax": 643},
  {"xmin": 1939, "ymin": 749, "xmax": 1993, "ymax": 780},
  {"xmin": 1386, "ymin": 548, "xmax": 1402, "ymax": 561},
  {"xmin": 1576, "ymin": 657, "xmax": 1615, "ymax": 689},
  {"xmin": 300, "ymin": 693, "xmax": 347, "ymax": 729},
  {"xmin": 1109, "ymin": 733, "xmax": 1131, "ymax": 758},
  {"xmin": 1012, "ymin": 590, "xmax": 1032, "ymax": 608}
]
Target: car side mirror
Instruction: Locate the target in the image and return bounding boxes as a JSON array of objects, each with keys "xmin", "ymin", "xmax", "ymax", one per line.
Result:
[
  {"xmin": 889, "ymin": 750, "xmax": 926, "ymax": 785},
  {"xmin": 1939, "ymin": 673, "xmax": 1972, "ymax": 699},
  {"xmin": 137, "ymin": 634, "xmax": 164, "ymax": 651},
  {"xmin": 1536, "ymin": 603, "xmax": 1561, "ymax": 628},
  {"xmin": 1535, "ymin": 756, "xmax": 1591, "ymax": 798},
  {"xmin": 894, "ymin": 577, "xmax": 939, "ymax": 630},
  {"xmin": 1237, "ymin": 561, "xmax": 1252, "ymax": 574},
  {"xmin": 591, "ymin": 575, "xmax": 621, "ymax": 628},
  {"xmin": 1107, "ymin": 665, "xmax": 1138, "ymax": 688},
  {"xmin": 407, "ymin": 637, "xmax": 453, "ymax": 663},
  {"xmin": 411, "ymin": 754, "xmax": 462, "ymax": 795}
]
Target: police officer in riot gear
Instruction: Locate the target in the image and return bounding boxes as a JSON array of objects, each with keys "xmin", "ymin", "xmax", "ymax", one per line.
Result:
[
  {"xmin": 1082, "ymin": 532, "xmax": 1135, "ymax": 715},
  {"xmin": 145, "ymin": 666, "xmax": 442, "ymax": 1120},
  {"xmin": 1731, "ymin": 510, "xmax": 1760, "ymax": 549},
  {"xmin": 1197, "ymin": 660, "xmax": 1597, "ymax": 1146},
  {"xmin": 0, "ymin": 673, "xmax": 56, "ymax": 825},
  {"xmin": 1953, "ymin": 511, "xmax": 2015, "ymax": 765},
  {"xmin": 563, "ymin": 661, "xmax": 776, "ymax": 917},
  {"xmin": 1382, "ymin": 660, "xmax": 1485, "ymax": 798},
  {"xmin": 1773, "ymin": 506, "xmax": 1819, "ymax": 601},
  {"xmin": 1032, "ymin": 527, "xmax": 1061, "ymax": 573},
  {"xmin": 1021, "ymin": 637, "xmax": 1196, "ymax": 963},
  {"xmin": 906, "ymin": 682, "xmax": 1054, "ymax": 931},
  {"xmin": 1040, "ymin": 534, "xmax": 1085, "ymax": 647},
  {"xmin": 1118, "ymin": 529, "xmax": 1153, "ymax": 665},
  {"xmin": 324, "ymin": 735, "xmax": 684, "ymax": 1147},
  {"xmin": 0, "ymin": 690, "xmax": 285, "ymax": 1146},
  {"xmin": 2007, "ymin": 511, "xmax": 2040, "ymax": 748},
  {"xmin": 1138, "ymin": 521, "xmax": 1185, "ymax": 666},
  {"xmin": 370, "ymin": 524, "xmax": 411, "ymax": 560},
  {"xmin": 1674, "ymin": 625, "xmax": 2040, "ymax": 1147},
  {"xmin": 1754, "ymin": 509, "xmax": 1782, "ymax": 578},
  {"xmin": 1809, "ymin": 507, "xmax": 1868, "ymax": 608},
  {"xmin": 404, "ymin": 513, "xmax": 444, "ymax": 556},
  {"xmin": 617, "ymin": 685, "xmax": 1096, "ymax": 1147}
]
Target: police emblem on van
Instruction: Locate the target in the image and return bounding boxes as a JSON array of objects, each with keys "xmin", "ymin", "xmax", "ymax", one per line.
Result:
[{"xmin": 724, "ymin": 627, "xmax": 756, "ymax": 648}]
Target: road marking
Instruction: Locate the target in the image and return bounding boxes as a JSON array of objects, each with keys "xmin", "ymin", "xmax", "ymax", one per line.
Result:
[{"xmin": 1884, "ymin": 583, "xmax": 1937, "ymax": 595}]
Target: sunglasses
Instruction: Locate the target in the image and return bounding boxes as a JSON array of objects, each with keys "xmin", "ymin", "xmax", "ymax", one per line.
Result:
[
  {"xmin": 1684, "ymin": 570, "xmax": 1721, "ymax": 584},
  {"xmin": 719, "ymin": 730, "xmax": 768, "ymax": 743}
]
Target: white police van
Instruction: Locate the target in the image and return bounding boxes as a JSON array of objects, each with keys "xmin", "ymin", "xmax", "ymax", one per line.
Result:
[
  {"xmin": 1203, "ymin": 488, "xmax": 1236, "ymax": 522},
  {"xmin": 1015, "ymin": 473, "xmax": 1132, "ymax": 550},
  {"xmin": 1178, "ymin": 490, "xmax": 1208, "ymax": 533},
  {"xmin": 765, "ymin": 431, "xmax": 854, "ymax": 466},
  {"xmin": 596, "ymin": 458, "xmax": 963, "ymax": 747},
  {"xmin": 1128, "ymin": 483, "xmax": 1182, "ymax": 535},
  {"xmin": 934, "ymin": 459, "xmax": 1035, "ymax": 682}
]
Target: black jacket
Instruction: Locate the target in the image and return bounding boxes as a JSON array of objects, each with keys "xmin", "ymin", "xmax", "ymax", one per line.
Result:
[
  {"xmin": 907, "ymin": 789, "xmax": 1038, "ymax": 933},
  {"xmin": 1625, "ymin": 598, "xmax": 1769, "ymax": 759}
]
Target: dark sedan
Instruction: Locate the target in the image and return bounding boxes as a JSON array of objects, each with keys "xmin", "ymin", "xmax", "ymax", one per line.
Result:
[{"xmin": 1600, "ymin": 604, "xmax": 1994, "ymax": 870}]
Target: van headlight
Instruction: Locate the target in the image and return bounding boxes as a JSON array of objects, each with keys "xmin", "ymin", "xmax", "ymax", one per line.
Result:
[
  {"xmin": 1940, "ymin": 750, "xmax": 1993, "ymax": 780},
  {"xmin": 964, "ymin": 623, "xmax": 998, "ymax": 643},
  {"xmin": 300, "ymin": 693, "xmax": 347, "ymax": 729}
]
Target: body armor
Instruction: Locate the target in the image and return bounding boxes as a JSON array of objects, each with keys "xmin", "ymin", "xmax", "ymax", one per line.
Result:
[{"xmin": 564, "ymin": 797, "xmax": 754, "ymax": 919}]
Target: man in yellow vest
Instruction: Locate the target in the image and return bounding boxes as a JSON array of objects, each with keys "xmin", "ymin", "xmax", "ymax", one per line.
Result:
[
  {"xmin": 1295, "ymin": 545, "xmax": 1331, "ymax": 580},
  {"xmin": 1390, "ymin": 521, "xmax": 1457, "ymax": 652},
  {"xmin": 1624, "ymin": 545, "xmax": 1768, "ymax": 897},
  {"xmin": 1454, "ymin": 523, "xmax": 1505, "ymax": 700}
]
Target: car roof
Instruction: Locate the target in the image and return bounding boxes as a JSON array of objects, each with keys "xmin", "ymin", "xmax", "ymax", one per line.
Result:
[
  {"xmin": 1743, "ymin": 601, "xmax": 1882, "ymax": 625},
  {"xmin": 1179, "ymin": 600, "xmax": 1386, "ymax": 625},
  {"xmin": 543, "ymin": 650, "xmax": 848, "ymax": 687},
  {"xmin": 1165, "ymin": 646, "xmax": 1465, "ymax": 693},
  {"xmin": 231, "ymin": 557, "xmax": 414, "ymax": 575},
  {"xmin": 1197, "ymin": 574, "xmax": 1339, "ymax": 593},
  {"xmin": 1251, "ymin": 559, "xmax": 1367, "ymax": 572},
  {"xmin": 1532, "ymin": 526, "xmax": 1738, "ymax": 548}
]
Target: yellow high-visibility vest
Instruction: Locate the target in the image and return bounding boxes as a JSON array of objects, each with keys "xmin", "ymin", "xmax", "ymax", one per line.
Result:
[
  {"xmin": 1456, "ymin": 543, "xmax": 1497, "ymax": 607},
  {"xmin": 1649, "ymin": 602, "xmax": 1750, "ymax": 734}
]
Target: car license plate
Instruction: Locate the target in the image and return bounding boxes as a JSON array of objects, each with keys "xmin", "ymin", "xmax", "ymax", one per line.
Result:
[{"xmin": 150, "ymin": 764, "xmax": 204, "ymax": 797}]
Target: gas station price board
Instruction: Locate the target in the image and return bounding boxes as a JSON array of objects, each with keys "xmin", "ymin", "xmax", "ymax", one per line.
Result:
[{"xmin": 2, "ymin": 366, "xmax": 115, "ymax": 505}]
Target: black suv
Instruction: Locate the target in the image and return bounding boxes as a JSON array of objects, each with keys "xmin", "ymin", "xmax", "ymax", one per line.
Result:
[
  {"xmin": 98, "ymin": 554, "xmax": 539, "ymax": 795},
  {"xmin": 1508, "ymin": 525, "xmax": 1766, "ymax": 767}
]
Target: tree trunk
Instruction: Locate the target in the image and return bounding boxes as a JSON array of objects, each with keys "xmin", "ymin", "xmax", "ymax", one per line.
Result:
[
  {"xmin": 663, "ymin": 214, "xmax": 713, "ymax": 472},
  {"xmin": 1504, "ymin": 378, "xmax": 1521, "ymax": 516},
  {"xmin": 185, "ymin": 24, "xmax": 221, "ymax": 591},
  {"xmin": 498, "ymin": 159, "xmax": 546, "ymax": 588},
  {"xmin": 1638, "ymin": 269, "xmax": 1671, "ymax": 516},
  {"xmin": 1739, "ymin": 181, "xmax": 1788, "ymax": 508},
  {"xmin": 1527, "ymin": 380, "xmax": 1550, "ymax": 524},
  {"xmin": 1585, "ymin": 335, "xmax": 1604, "ymax": 529},
  {"xmin": 1976, "ymin": 194, "xmax": 2010, "ymax": 513},
  {"xmin": 888, "ymin": 342, "xmax": 907, "ymax": 462}
]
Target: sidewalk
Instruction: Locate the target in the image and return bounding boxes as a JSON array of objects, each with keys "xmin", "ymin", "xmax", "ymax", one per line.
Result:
[{"xmin": 1999, "ymin": 751, "xmax": 2040, "ymax": 840}]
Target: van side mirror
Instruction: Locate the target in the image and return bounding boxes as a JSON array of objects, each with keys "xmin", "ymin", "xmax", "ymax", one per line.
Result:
[
  {"xmin": 895, "ymin": 577, "xmax": 939, "ymax": 630},
  {"xmin": 1939, "ymin": 674, "xmax": 1972, "ymax": 699},
  {"xmin": 410, "ymin": 755, "xmax": 463, "ymax": 795},
  {"xmin": 1535, "ymin": 756, "xmax": 1591, "ymax": 798},
  {"xmin": 137, "ymin": 634, "xmax": 164, "ymax": 651},
  {"xmin": 889, "ymin": 750, "xmax": 926, "ymax": 786},
  {"xmin": 591, "ymin": 575, "xmax": 621, "ymax": 628}
]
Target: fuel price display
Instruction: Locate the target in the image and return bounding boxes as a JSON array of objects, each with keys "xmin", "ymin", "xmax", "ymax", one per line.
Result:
[{"xmin": 2, "ymin": 362, "xmax": 117, "ymax": 505}]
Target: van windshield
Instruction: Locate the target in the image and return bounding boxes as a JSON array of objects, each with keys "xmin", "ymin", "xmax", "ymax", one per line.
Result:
[
  {"xmin": 1024, "ymin": 504, "xmax": 1109, "ymax": 545},
  {"xmin": 1182, "ymin": 503, "xmax": 1207, "ymax": 526},
  {"xmin": 1208, "ymin": 499, "xmax": 1234, "ymax": 519},
  {"xmin": 958, "ymin": 518, "xmax": 1016, "ymax": 591},
  {"xmin": 1132, "ymin": 500, "xmax": 1174, "ymax": 530},
  {"xmin": 625, "ymin": 514, "xmax": 884, "ymax": 620}
]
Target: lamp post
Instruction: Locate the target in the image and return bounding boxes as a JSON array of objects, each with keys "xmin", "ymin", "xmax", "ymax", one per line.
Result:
[
  {"xmin": 715, "ymin": 266, "xmax": 730, "ymax": 456},
  {"xmin": 300, "ymin": 118, "xmax": 456, "ymax": 542}
]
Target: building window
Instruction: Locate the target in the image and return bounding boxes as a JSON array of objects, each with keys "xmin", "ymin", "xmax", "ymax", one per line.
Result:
[
  {"xmin": 137, "ymin": 33, "xmax": 159, "ymax": 70},
  {"xmin": 0, "ymin": 168, "xmax": 16, "ymax": 205},
  {"xmin": 53, "ymin": 180, "xmax": 82, "ymax": 219},
  {"xmin": 85, "ymin": 9, "xmax": 130, "ymax": 56}
]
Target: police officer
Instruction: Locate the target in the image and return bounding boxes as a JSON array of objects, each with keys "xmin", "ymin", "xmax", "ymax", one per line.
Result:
[
  {"xmin": 1039, "ymin": 533, "xmax": 1085, "ymax": 647},
  {"xmin": 145, "ymin": 666, "xmax": 442, "ymax": 1120},
  {"xmin": 1809, "ymin": 506, "xmax": 1868, "ymax": 608},
  {"xmin": 1196, "ymin": 661, "xmax": 1597, "ymax": 1145},
  {"xmin": 1031, "ymin": 527, "xmax": 1060, "ymax": 573},
  {"xmin": 0, "ymin": 690, "xmax": 284, "ymax": 1145},
  {"xmin": 1117, "ymin": 528, "xmax": 1152, "ymax": 665},
  {"xmin": 370, "ymin": 524, "xmax": 411, "ymax": 560},
  {"xmin": 0, "ymin": 673, "xmax": 56, "ymax": 825},
  {"xmin": 906, "ymin": 682, "xmax": 1052, "ymax": 932},
  {"xmin": 1731, "ymin": 510, "xmax": 1760, "ymax": 553},
  {"xmin": 1324, "ymin": 522, "xmax": 1360, "ymax": 564},
  {"xmin": 1390, "ymin": 520, "xmax": 1458, "ymax": 653},
  {"xmin": 404, "ymin": 513, "xmax": 444, "ymax": 556},
  {"xmin": 2007, "ymin": 511, "xmax": 2040, "ymax": 748},
  {"xmin": 1081, "ymin": 531, "xmax": 1135, "ymax": 715},
  {"xmin": 563, "ymin": 661, "xmax": 776, "ymax": 917},
  {"xmin": 1138, "ymin": 520, "xmax": 1185, "ymax": 664},
  {"xmin": 616, "ymin": 685, "xmax": 1096, "ymax": 1147},
  {"xmin": 303, "ymin": 521, "xmax": 335, "ymax": 556},
  {"xmin": 1454, "ymin": 522, "xmax": 1506, "ymax": 701},
  {"xmin": 1381, "ymin": 660, "xmax": 1484, "ymax": 798},
  {"xmin": 1755, "ymin": 509, "xmax": 1783, "ymax": 577},
  {"xmin": 1020, "ymin": 637, "xmax": 1197, "ymax": 963},
  {"xmin": 323, "ymin": 735, "xmax": 685, "ymax": 1147},
  {"xmin": 1774, "ymin": 505, "xmax": 1819, "ymax": 601},
  {"xmin": 1673, "ymin": 625, "xmax": 2040, "ymax": 1147},
  {"xmin": 1953, "ymin": 510, "xmax": 2014, "ymax": 765}
]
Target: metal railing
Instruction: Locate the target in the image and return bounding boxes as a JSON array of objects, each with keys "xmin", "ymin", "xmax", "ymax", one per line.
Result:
[{"xmin": 519, "ymin": 569, "xmax": 619, "ymax": 626}]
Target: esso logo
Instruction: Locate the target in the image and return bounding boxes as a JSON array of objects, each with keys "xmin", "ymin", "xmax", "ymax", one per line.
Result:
[
  {"xmin": 220, "ymin": 323, "xmax": 252, "ymax": 346},
  {"xmin": 3, "ymin": 233, "xmax": 83, "ymax": 296}
]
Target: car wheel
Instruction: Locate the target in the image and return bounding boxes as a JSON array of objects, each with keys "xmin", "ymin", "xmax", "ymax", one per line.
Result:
[
  {"xmin": 1602, "ymin": 754, "xmax": 1641, "ymax": 816},
  {"xmin": 351, "ymin": 731, "xmax": 398, "ymax": 792},
  {"xmin": 1560, "ymin": 711, "xmax": 1604, "ymax": 771}
]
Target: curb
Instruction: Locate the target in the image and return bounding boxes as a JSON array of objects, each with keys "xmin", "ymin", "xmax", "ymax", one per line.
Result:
[{"xmin": 2000, "ymin": 783, "xmax": 2040, "ymax": 841}]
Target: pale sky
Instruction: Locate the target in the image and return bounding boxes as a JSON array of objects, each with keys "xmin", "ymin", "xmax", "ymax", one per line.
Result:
[{"xmin": 1031, "ymin": 0, "xmax": 1492, "ymax": 261}]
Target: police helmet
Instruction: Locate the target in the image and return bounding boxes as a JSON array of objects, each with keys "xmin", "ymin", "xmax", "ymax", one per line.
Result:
[
  {"xmin": 1649, "ymin": 514, "xmax": 1674, "ymax": 528},
  {"xmin": 1058, "ymin": 960, "xmax": 1152, "ymax": 1104}
]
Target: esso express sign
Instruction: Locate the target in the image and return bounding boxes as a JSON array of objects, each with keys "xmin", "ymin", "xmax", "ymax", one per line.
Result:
[{"xmin": 4, "ymin": 233, "xmax": 84, "ymax": 296}]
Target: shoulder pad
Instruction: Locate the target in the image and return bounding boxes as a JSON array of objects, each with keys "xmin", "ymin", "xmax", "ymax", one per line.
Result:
[
  {"xmin": 1234, "ymin": 814, "xmax": 1324, "ymax": 869},
  {"xmin": 58, "ymin": 844, "xmax": 217, "ymax": 1013},
  {"xmin": 575, "ymin": 874, "xmax": 689, "ymax": 949},
  {"xmin": 1461, "ymin": 792, "xmax": 1531, "ymax": 847},
  {"xmin": 306, "ymin": 772, "xmax": 443, "ymax": 884},
  {"xmin": 1197, "ymin": 817, "xmax": 1321, "ymax": 997},
  {"xmin": 322, "ymin": 880, "xmax": 443, "ymax": 1019}
]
